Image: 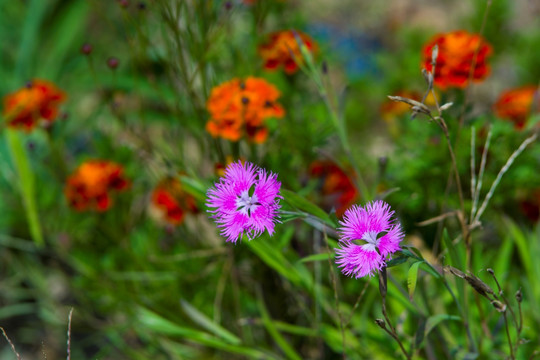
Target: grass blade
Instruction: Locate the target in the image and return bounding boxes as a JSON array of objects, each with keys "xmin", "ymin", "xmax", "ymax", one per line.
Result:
[
  {"xmin": 5, "ymin": 129, "xmax": 43, "ymax": 246},
  {"xmin": 180, "ymin": 299, "xmax": 241, "ymax": 345}
]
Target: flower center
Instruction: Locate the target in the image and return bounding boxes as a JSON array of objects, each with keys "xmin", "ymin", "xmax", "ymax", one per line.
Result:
[
  {"xmin": 352, "ymin": 231, "xmax": 385, "ymax": 253},
  {"xmin": 236, "ymin": 189, "xmax": 260, "ymax": 216}
]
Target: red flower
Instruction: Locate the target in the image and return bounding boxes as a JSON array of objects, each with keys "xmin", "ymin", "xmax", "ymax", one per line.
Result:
[
  {"xmin": 150, "ymin": 178, "xmax": 198, "ymax": 225},
  {"xmin": 309, "ymin": 161, "xmax": 358, "ymax": 217},
  {"xmin": 422, "ymin": 30, "xmax": 492, "ymax": 89},
  {"xmin": 65, "ymin": 160, "xmax": 129, "ymax": 212},
  {"xmin": 494, "ymin": 85, "xmax": 539, "ymax": 130},
  {"xmin": 258, "ymin": 30, "xmax": 317, "ymax": 74},
  {"xmin": 206, "ymin": 77, "xmax": 284, "ymax": 143},
  {"xmin": 3, "ymin": 79, "xmax": 66, "ymax": 131}
]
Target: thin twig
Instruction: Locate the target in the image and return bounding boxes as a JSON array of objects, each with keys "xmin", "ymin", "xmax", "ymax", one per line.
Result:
[
  {"xmin": 378, "ymin": 268, "xmax": 411, "ymax": 360},
  {"xmin": 1, "ymin": 327, "xmax": 21, "ymax": 360},
  {"xmin": 67, "ymin": 308, "xmax": 73, "ymax": 360},
  {"xmin": 503, "ymin": 311, "xmax": 515, "ymax": 360},
  {"xmin": 474, "ymin": 132, "xmax": 538, "ymax": 223},
  {"xmin": 470, "ymin": 126, "xmax": 477, "ymax": 213},
  {"xmin": 432, "ymin": 116, "xmax": 467, "ymax": 235},
  {"xmin": 487, "ymin": 270, "xmax": 518, "ymax": 330},
  {"xmin": 343, "ymin": 280, "xmax": 370, "ymax": 328},
  {"xmin": 471, "ymin": 127, "xmax": 492, "ymax": 222}
]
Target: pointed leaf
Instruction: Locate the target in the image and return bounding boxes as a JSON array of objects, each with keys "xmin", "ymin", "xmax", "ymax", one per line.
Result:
[
  {"xmin": 407, "ymin": 261, "xmax": 422, "ymax": 300},
  {"xmin": 281, "ymin": 189, "xmax": 334, "ymax": 226}
]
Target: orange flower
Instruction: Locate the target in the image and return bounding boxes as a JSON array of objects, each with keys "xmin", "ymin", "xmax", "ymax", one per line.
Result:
[
  {"xmin": 65, "ymin": 160, "xmax": 129, "ymax": 212},
  {"xmin": 3, "ymin": 79, "xmax": 66, "ymax": 131},
  {"xmin": 215, "ymin": 156, "xmax": 245, "ymax": 177},
  {"xmin": 422, "ymin": 30, "xmax": 492, "ymax": 89},
  {"xmin": 150, "ymin": 177, "xmax": 198, "ymax": 225},
  {"xmin": 309, "ymin": 161, "xmax": 358, "ymax": 217},
  {"xmin": 494, "ymin": 86, "xmax": 539, "ymax": 130},
  {"xmin": 259, "ymin": 30, "xmax": 317, "ymax": 74},
  {"xmin": 206, "ymin": 77, "xmax": 284, "ymax": 143}
]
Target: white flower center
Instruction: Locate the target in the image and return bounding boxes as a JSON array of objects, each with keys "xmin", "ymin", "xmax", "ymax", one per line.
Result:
[
  {"xmin": 360, "ymin": 231, "xmax": 380, "ymax": 252},
  {"xmin": 236, "ymin": 190, "xmax": 260, "ymax": 216}
]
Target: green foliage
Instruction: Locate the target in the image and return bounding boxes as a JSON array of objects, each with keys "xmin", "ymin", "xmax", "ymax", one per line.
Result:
[{"xmin": 1, "ymin": 0, "xmax": 540, "ymax": 359}]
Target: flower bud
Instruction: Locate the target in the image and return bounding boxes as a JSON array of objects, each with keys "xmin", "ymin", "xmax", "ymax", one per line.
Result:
[
  {"xmin": 515, "ymin": 289, "xmax": 522, "ymax": 303},
  {"xmin": 80, "ymin": 43, "xmax": 93, "ymax": 55},
  {"xmin": 107, "ymin": 57, "xmax": 120, "ymax": 70}
]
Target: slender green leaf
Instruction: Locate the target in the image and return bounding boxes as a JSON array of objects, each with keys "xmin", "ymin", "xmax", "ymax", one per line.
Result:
[
  {"xmin": 505, "ymin": 219, "xmax": 532, "ymax": 277},
  {"xmin": 442, "ymin": 228, "xmax": 462, "ymax": 268},
  {"xmin": 494, "ymin": 235, "xmax": 514, "ymax": 278},
  {"xmin": 39, "ymin": 0, "xmax": 90, "ymax": 79},
  {"xmin": 180, "ymin": 299, "xmax": 241, "ymax": 345},
  {"xmin": 281, "ymin": 189, "xmax": 334, "ymax": 226},
  {"xmin": 407, "ymin": 261, "xmax": 422, "ymax": 300},
  {"xmin": 425, "ymin": 314, "xmax": 461, "ymax": 338},
  {"xmin": 247, "ymin": 239, "xmax": 302, "ymax": 286},
  {"xmin": 15, "ymin": 0, "xmax": 50, "ymax": 81},
  {"xmin": 299, "ymin": 253, "xmax": 333, "ymax": 263},
  {"xmin": 386, "ymin": 256, "xmax": 408, "ymax": 268},
  {"xmin": 5, "ymin": 129, "xmax": 43, "ymax": 246},
  {"xmin": 257, "ymin": 293, "xmax": 302, "ymax": 360},
  {"xmin": 137, "ymin": 307, "xmax": 267, "ymax": 358},
  {"xmin": 179, "ymin": 176, "xmax": 207, "ymax": 201}
]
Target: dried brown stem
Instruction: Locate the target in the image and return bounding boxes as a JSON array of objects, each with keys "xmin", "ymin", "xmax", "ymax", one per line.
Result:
[{"xmin": 0, "ymin": 327, "xmax": 21, "ymax": 360}]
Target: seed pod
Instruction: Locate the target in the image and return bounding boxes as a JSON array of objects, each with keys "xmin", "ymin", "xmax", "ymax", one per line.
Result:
[
  {"xmin": 515, "ymin": 289, "xmax": 522, "ymax": 303},
  {"xmin": 491, "ymin": 299, "xmax": 507, "ymax": 312}
]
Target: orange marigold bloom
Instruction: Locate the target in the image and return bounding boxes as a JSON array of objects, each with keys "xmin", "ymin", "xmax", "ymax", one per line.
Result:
[
  {"xmin": 422, "ymin": 30, "xmax": 492, "ymax": 89},
  {"xmin": 259, "ymin": 30, "xmax": 317, "ymax": 74},
  {"xmin": 309, "ymin": 161, "xmax": 358, "ymax": 217},
  {"xmin": 3, "ymin": 79, "xmax": 66, "ymax": 131},
  {"xmin": 494, "ymin": 86, "xmax": 539, "ymax": 130},
  {"xmin": 206, "ymin": 77, "xmax": 284, "ymax": 143},
  {"xmin": 65, "ymin": 160, "xmax": 129, "ymax": 212},
  {"xmin": 150, "ymin": 177, "xmax": 198, "ymax": 225}
]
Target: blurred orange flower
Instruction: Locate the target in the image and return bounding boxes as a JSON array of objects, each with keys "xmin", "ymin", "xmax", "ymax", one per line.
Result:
[
  {"xmin": 309, "ymin": 160, "xmax": 358, "ymax": 217},
  {"xmin": 215, "ymin": 156, "xmax": 245, "ymax": 177},
  {"xmin": 65, "ymin": 160, "xmax": 129, "ymax": 212},
  {"xmin": 422, "ymin": 30, "xmax": 492, "ymax": 89},
  {"xmin": 258, "ymin": 30, "xmax": 317, "ymax": 74},
  {"xmin": 150, "ymin": 177, "xmax": 198, "ymax": 225},
  {"xmin": 2, "ymin": 79, "xmax": 66, "ymax": 131},
  {"xmin": 206, "ymin": 77, "xmax": 284, "ymax": 143},
  {"xmin": 494, "ymin": 85, "xmax": 539, "ymax": 130}
]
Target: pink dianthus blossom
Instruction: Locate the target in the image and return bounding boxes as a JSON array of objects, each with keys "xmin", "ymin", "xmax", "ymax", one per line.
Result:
[
  {"xmin": 207, "ymin": 161, "xmax": 282, "ymax": 243},
  {"xmin": 336, "ymin": 201, "xmax": 404, "ymax": 278}
]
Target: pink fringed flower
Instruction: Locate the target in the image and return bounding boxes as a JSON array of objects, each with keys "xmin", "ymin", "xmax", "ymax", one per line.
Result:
[
  {"xmin": 336, "ymin": 201, "xmax": 404, "ymax": 278},
  {"xmin": 207, "ymin": 161, "xmax": 282, "ymax": 243}
]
